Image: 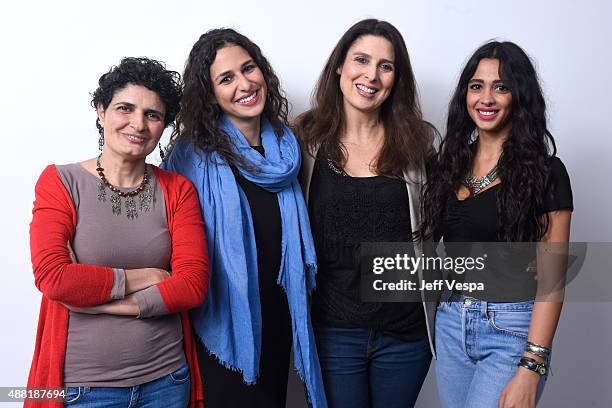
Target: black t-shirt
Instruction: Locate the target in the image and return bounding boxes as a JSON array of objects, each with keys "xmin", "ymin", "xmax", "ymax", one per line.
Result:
[
  {"xmin": 233, "ymin": 146, "xmax": 292, "ymax": 351},
  {"xmin": 308, "ymin": 152, "xmax": 427, "ymax": 341},
  {"xmin": 441, "ymin": 156, "xmax": 573, "ymax": 242},
  {"xmin": 439, "ymin": 156, "xmax": 573, "ymax": 301}
]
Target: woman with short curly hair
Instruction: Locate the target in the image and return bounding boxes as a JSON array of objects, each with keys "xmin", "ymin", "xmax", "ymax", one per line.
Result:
[{"xmin": 27, "ymin": 57, "xmax": 209, "ymax": 408}]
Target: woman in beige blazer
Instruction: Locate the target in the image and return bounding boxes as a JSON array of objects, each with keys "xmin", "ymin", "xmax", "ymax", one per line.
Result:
[{"xmin": 294, "ymin": 18, "xmax": 437, "ymax": 408}]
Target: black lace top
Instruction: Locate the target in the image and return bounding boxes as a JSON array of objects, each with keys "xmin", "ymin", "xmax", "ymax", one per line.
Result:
[{"xmin": 308, "ymin": 153, "xmax": 427, "ymax": 341}]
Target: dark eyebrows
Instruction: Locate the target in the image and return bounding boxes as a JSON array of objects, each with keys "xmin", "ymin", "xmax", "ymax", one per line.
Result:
[
  {"xmin": 145, "ymin": 108, "xmax": 165, "ymax": 117},
  {"xmin": 351, "ymin": 52, "xmax": 394, "ymax": 65},
  {"xmin": 113, "ymin": 101, "xmax": 135, "ymax": 108},
  {"xmin": 241, "ymin": 59, "xmax": 255, "ymax": 68},
  {"xmin": 352, "ymin": 51, "xmax": 372, "ymax": 59},
  {"xmin": 468, "ymin": 79, "xmax": 506, "ymax": 84},
  {"xmin": 112, "ymin": 101, "xmax": 164, "ymax": 116},
  {"xmin": 214, "ymin": 70, "xmax": 232, "ymax": 82},
  {"xmin": 214, "ymin": 59, "xmax": 255, "ymax": 82}
]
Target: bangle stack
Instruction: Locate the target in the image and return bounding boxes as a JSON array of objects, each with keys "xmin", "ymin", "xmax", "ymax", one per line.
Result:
[
  {"xmin": 518, "ymin": 342, "xmax": 552, "ymax": 376},
  {"xmin": 525, "ymin": 341, "xmax": 551, "ymax": 360}
]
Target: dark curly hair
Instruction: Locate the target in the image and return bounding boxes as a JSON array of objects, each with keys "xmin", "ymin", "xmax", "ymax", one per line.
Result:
[
  {"xmin": 91, "ymin": 57, "xmax": 182, "ymax": 136},
  {"xmin": 166, "ymin": 28, "xmax": 288, "ymax": 168},
  {"xmin": 294, "ymin": 19, "xmax": 435, "ymax": 176},
  {"xmin": 420, "ymin": 41, "xmax": 557, "ymax": 242}
]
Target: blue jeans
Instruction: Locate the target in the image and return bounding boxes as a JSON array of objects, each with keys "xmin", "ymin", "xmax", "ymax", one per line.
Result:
[
  {"xmin": 435, "ymin": 292, "xmax": 547, "ymax": 408},
  {"xmin": 314, "ymin": 325, "xmax": 431, "ymax": 408},
  {"xmin": 63, "ymin": 363, "xmax": 190, "ymax": 408}
]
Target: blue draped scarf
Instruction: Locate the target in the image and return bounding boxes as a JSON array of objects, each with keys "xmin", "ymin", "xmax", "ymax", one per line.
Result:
[{"xmin": 162, "ymin": 115, "xmax": 326, "ymax": 407}]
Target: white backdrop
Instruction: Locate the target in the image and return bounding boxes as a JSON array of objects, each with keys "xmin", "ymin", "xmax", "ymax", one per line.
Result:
[{"xmin": 2, "ymin": 0, "xmax": 611, "ymax": 406}]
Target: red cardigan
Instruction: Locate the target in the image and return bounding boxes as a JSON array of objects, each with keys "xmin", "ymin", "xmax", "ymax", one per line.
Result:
[{"xmin": 26, "ymin": 164, "xmax": 209, "ymax": 408}]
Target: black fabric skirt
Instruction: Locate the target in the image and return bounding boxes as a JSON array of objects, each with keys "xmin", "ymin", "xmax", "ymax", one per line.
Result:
[{"xmin": 196, "ymin": 325, "xmax": 292, "ymax": 408}]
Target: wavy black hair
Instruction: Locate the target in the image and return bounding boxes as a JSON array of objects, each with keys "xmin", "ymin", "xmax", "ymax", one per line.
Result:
[
  {"xmin": 420, "ymin": 41, "xmax": 557, "ymax": 242},
  {"xmin": 91, "ymin": 57, "xmax": 182, "ymax": 136},
  {"xmin": 166, "ymin": 28, "xmax": 288, "ymax": 168}
]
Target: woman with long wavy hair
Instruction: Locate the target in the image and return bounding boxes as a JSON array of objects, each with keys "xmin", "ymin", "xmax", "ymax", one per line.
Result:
[
  {"xmin": 421, "ymin": 41, "xmax": 573, "ymax": 407},
  {"xmin": 295, "ymin": 19, "xmax": 436, "ymax": 408},
  {"xmin": 162, "ymin": 28, "xmax": 326, "ymax": 408}
]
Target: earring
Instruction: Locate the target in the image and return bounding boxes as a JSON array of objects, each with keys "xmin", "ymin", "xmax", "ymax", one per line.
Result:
[
  {"xmin": 158, "ymin": 142, "xmax": 165, "ymax": 160},
  {"xmin": 97, "ymin": 118, "xmax": 104, "ymax": 151}
]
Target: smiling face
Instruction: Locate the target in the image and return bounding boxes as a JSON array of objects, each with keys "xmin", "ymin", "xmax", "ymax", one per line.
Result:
[
  {"xmin": 337, "ymin": 35, "xmax": 395, "ymax": 116},
  {"xmin": 97, "ymin": 84, "xmax": 166, "ymax": 160},
  {"xmin": 466, "ymin": 58, "xmax": 513, "ymax": 138},
  {"xmin": 209, "ymin": 45, "xmax": 267, "ymax": 129}
]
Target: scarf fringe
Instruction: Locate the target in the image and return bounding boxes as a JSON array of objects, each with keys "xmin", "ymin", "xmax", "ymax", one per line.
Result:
[
  {"xmin": 198, "ymin": 320, "xmax": 321, "ymax": 405},
  {"xmin": 196, "ymin": 334, "xmax": 259, "ymax": 386},
  {"xmin": 274, "ymin": 263, "xmax": 322, "ymax": 407}
]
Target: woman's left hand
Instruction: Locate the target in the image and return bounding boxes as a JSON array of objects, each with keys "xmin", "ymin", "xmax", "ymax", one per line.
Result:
[
  {"xmin": 61, "ymin": 295, "xmax": 139, "ymax": 316},
  {"xmin": 498, "ymin": 367, "xmax": 540, "ymax": 408}
]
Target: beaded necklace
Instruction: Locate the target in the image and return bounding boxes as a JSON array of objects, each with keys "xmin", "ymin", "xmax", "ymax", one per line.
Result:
[{"xmin": 95, "ymin": 154, "xmax": 153, "ymax": 219}]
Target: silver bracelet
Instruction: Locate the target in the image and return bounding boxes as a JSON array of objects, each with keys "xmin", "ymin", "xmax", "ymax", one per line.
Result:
[{"xmin": 525, "ymin": 341, "xmax": 551, "ymax": 359}]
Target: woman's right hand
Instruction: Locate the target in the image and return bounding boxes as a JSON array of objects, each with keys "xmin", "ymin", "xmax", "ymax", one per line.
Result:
[{"xmin": 125, "ymin": 268, "xmax": 170, "ymax": 294}]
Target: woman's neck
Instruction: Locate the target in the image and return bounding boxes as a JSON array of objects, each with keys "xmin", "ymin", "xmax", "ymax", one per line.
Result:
[
  {"xmin": 337, "ymin": 107, "xmax": 385, "ymax": 177},
  {"xmin": 98, "ymin": 151, "xmax": 146, "ymax": 188},
  {"xmin": 341, "ymin": 107, "xmax": 383, "ymax": 146},
  {"xmin": 470, "ymin": 131, "xmax": 506, "ymax": 178},
  {"xmin": 229, "ymin": 115, "xmax": 262, "ymax": 146},
  {"xmin": 476, "ymin": 129, "xmax": 507, "ymax": 162}
]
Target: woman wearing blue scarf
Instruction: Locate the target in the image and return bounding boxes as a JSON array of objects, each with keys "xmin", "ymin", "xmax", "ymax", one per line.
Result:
[{"xmin": 162, "ymin": 28, "xmax": 326, "ymax": 408}]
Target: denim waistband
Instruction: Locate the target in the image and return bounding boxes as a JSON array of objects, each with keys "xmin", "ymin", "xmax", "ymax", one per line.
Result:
[{"xmin": 443, "ymin": 290, "xmax": 534, "ymax": 311}]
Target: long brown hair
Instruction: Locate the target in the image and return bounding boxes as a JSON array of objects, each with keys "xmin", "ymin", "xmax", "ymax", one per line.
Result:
[{"xmin": 294, "ymin": 19, "xmax": 435, "ymax": 175}]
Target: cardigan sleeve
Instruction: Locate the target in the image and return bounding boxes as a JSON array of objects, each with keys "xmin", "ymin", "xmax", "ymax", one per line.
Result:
[
  {"xmin": 155, "ymin": 171, "xmax": 209, "ymax": 313},
  {"xmin": 29, "ymin": 165, "xmax": 115, "ymax": 306}
]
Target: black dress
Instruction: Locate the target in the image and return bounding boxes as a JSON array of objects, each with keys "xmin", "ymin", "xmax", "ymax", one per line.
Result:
[{"xmin": 197, "ymin": 146, "xmax": 293, "ymax": 408}]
